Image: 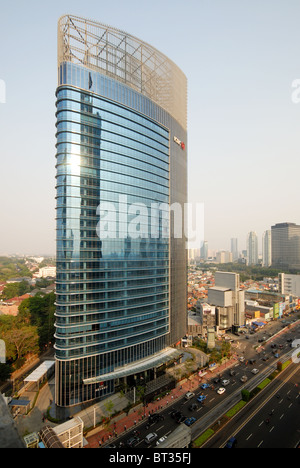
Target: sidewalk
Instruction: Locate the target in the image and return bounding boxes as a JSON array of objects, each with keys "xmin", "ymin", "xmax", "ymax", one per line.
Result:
[{"xmin": 84, "ymin": 357, "xmax": 238, "ymax": 448}]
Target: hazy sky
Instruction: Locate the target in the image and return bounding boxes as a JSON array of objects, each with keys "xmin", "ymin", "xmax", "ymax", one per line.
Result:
[{"xmin": 1, "ymin": 0, "xmax": 300, "ymax": 255}]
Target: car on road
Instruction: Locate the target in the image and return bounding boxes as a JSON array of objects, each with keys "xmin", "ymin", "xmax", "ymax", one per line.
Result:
[
  {"xmin": 225, "ymin": 437, "xmax": 237, "ymax": 448},
  {"xmin": 185, "ymin": 391, "xmax": 195, "ymax": 400},
  {"xmin": 148, "ymin": 413, "xmax": 164, "ymax": 424},
  {"xmin": 145, "ymin": 433, "xmax": 158, "ymax": 445},
  {"xmin": 171, "ymin": 410, "xmax": 186, "ymax": 424},
  {"xmin": 221, "ymin": 379, "xmax": 230, "ymax": 386},
  {"xmin": 217, "ymin": 387, "xmax": 226, "ymax": 395},
  {"xmin": 156, "ymin": 436, "xmax": 167, "ymax": 446},
  {"xmin": 184, "ymin": 417, "xmax": 196, "ymax": 427},
  {"xmin": 176, "ymin": 414, "xmax": 187, "ymax": 424},
  {"xmin": 126, "ymin": 436, "xmax": 140, "ymax": 447},
  {"xmin": 146, "ymin": 413, "xmax": 164, "ymax": 429},
  {"xmin": 197, "ymin": 395, "xmax": 207, "ymax": 403},
  {"xmin": 240, "ymin": 375, "xmax": 248, "ymax": 383},
  {"xmin": 201, "ymin": 384, "xmax": 210, "ymax": 390},
  {"xmin": 189, "ymin": 403, "xmax": 199, "ymax": 411},
  {"xmin": 252, "ymin": 368, "xmax": 259, "ymax": 375}
]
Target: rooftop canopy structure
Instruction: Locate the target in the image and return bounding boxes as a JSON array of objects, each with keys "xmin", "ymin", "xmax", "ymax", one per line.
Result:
[
  {"xmin": 24, "ymin": 361, "xmax": 55, "ymax": 388},
  {"xmin": 57, "ymin": 15, "xmax": 187, "ymax": 130}
]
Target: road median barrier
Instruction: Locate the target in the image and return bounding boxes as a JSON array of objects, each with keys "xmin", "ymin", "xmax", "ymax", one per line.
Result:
[{"xmin": 192, "ymin": 357, "xmax": 294, "ymax": 447}]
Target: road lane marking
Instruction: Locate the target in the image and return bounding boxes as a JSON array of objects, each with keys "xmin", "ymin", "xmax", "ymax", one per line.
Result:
[{"xmin": 217, "ymin": 364, "xmax": 300, "ymax": 448}]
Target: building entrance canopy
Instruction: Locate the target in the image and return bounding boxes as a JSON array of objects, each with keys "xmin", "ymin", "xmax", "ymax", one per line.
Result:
[
  {"xmin": 83, "ymin": 348, "xmax": 182, "ymax": 385},
  {"xmin": 24, "ymin": 361, "xmax": 55, "ymax": 383}
]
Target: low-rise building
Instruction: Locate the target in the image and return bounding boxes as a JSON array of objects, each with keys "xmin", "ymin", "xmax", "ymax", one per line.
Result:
[{"xmin": 53, "ymin": 417, "xmax": 84, "ymax": 449}]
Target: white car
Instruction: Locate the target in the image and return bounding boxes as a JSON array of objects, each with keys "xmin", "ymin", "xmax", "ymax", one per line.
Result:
[
  {"xmin": 156, "ymin": 436, "xmax": 167, "ymax": 446},
  {"xmin": 145, "ymin": 433, "xmax": 158, "ymax": 445},
  {"xmin": 185, "ymin": 392, "xmax": 195, "ymax": 400},
  {"xmin": 217, "ymin": 387, "xmax": 226, "ymax": 395},
  {"xmin": 252, "ymin": 368, "xmax": 259, "ymax": 375},
  {"xmin": 221, "ymin": 379, "xmax": 230, "ymax": 386},
  {"xmin": 240, "ymin": 375, "xmax": 248, "ymax": 383}
]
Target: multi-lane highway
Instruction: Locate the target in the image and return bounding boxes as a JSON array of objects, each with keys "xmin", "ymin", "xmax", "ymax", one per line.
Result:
[
  {"xmin": 203, "ymin": 363, "xmax": 300, "ymax": 448},
  {"xmin": 105, "ymin": 316, "xmax": 300, "ymax": 449}
]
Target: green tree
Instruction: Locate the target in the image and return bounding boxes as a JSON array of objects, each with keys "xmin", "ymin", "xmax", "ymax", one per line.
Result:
[
  {"xmin": 241, "ymin": 389, "xmax": 250, "ymax": 402},
  {"xmin": 18, "ymin": 292, "xmax": 55, "ymax": 349},
  {"xmin": 2, "ymin": 281, "xmax": 32, "ymax": 300},
  {"xmin": 4, "ymin": 325, "xmax": 39, "ymax": 361}
]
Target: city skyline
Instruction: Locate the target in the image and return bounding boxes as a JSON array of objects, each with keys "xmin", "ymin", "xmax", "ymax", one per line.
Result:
[{"xmin": 1, "ymin": 1, "xmax": 300, "ymax": 255}]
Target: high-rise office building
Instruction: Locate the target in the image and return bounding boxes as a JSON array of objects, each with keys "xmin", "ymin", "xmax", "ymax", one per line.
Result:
[
  {"xmin": 262, "ymin": 230, "xmax": 272, "ymax": 267},
  {"xmin": 200, "ymin": 241, "xmax": 208, "ymax": 261},
  {"xmin": 55, "ymin": 15, "xmax": 188, "ymax": 409},
  {"xmin": 231, "ymin": 238, "xmax": 238, "ymax": 261},
  {"xmin": 247, "ymin": 231, "xmax": 258, "ymax": 266},
  {"xmin": 271, "ymin": 223, "xmax": 300, "ymax": 270}
]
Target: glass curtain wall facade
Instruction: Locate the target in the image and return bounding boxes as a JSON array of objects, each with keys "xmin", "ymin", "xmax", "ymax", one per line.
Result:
[{"xmin": 55, "ymin": 15, "xmax": 187, "ymax": 408}]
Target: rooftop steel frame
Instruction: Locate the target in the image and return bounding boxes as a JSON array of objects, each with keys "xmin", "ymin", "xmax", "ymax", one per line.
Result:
[{"xmin": 58, "ymin": 15, "xmax": 187, "ymax": 129}]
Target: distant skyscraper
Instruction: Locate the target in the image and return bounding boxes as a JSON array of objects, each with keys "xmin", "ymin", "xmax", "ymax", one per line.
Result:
[
  {"xmin": 271, "ymin": 223, "xmax": 300, "ymax": 270},
  {"xmin": 262, "ymin": 230, "xmax": 272, "ymax": 267},
  {"xmin": 247, "ymin": 231, "xmax": 258, "ymax": 265},
  {"xmin": 200, "ymin": 241, "xmax": 208, "ymax": 261},
  {"xmin": 55, "ymin": 15, "xmax": 188, "ymax": 409},
  {"xmin": 230, "ymin": 238, "xmax": 238, "ymax": 261}
]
